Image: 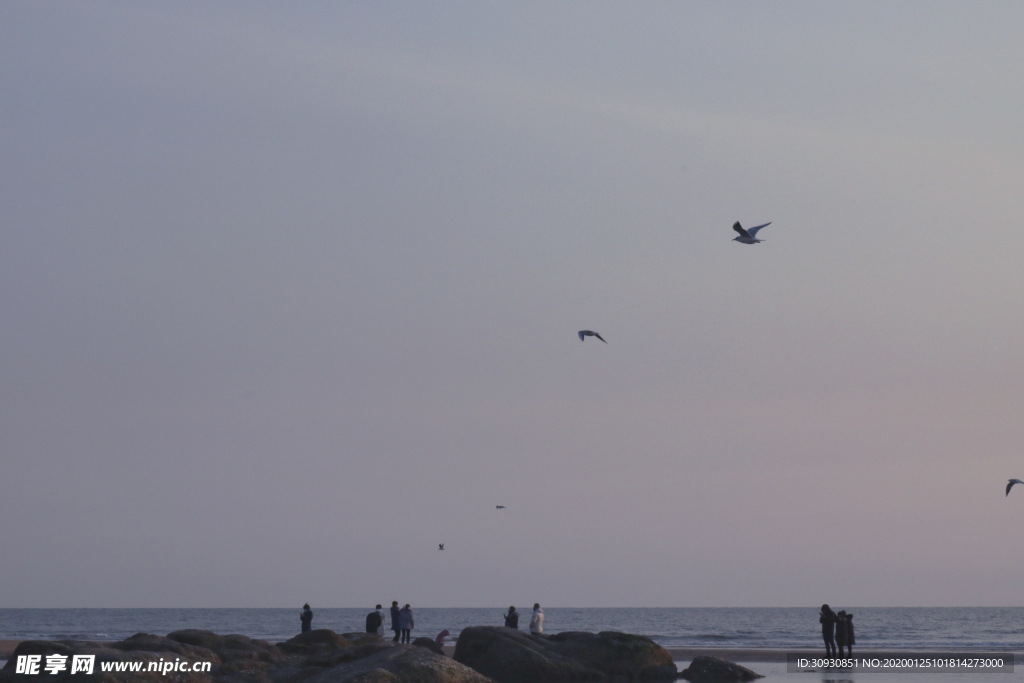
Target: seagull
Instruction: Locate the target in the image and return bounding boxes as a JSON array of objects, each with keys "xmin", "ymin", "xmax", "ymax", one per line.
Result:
[
  {"xmin": 578, "ymin": 330, "xmax": 607, "ymax": 343},
  {"xmin": 732, "ymin": 221, "xmax": 771, "ymax": 244},
  {"xmin": 496, "ymin": 505, "xmax": 506, "ymax": 509},
  {"xmin": 1007, "ymin": 479, "xmax": 1023, "ymax": 496},
  {"xmin": 438, "ymin": 543, "xmax": 444, "ymax": 550}
]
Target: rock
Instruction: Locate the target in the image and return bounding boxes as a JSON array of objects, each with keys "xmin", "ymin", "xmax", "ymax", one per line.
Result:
[
  {"xmin": 453, "ymin": 626, "xmax": 676, "ymax": 682},
  {"xmin": 0, "ymin": 631, "xmax": 490, "ymax": 683},
  {"xmin": 678, "ymin": 656, "xmax": 764, "ymax": 683},
  {"xmin": 411, "ymin": 638, "xmax": 444, "ymax": 656},
  {"xmin": 168, "ymin": 631, "xmax": 283, "ymax": 665},
  {"xmin": 301, "ymin": 645, "xmax": 491, "ymax": 683},
  {"xmin": 301, "ymin": 640, "xmax": 393, "ymax": 669},
  {"xmin": 0, "ymin": 639, "xmax": 215, "ymax": 683},
  {"xmin": 275, "ymin": 631, "xmax": 356, "ymax": 657},
  {"xmin": 113, "ymin": 633, "xmax": 221, "ymax": 663}
]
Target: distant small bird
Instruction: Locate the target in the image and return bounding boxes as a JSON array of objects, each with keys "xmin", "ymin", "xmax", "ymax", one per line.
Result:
[
  {"xmin": 732, "ymin": 221, "xmax": 771, "ymax": 244},
  {"xmin": 578, "ymin": 330, "xmax": 607, "ymax": 343},
  {"xmin": 496, "ymin": 505, "xmax": 506, "ymax": 509},
  {"xmin": 1007, "ymin": 479, "xmax": 1023, "ymax": 496},
  {"xmin": 439, "ymin": 543, "xmax": 444, "ymax": 550}
]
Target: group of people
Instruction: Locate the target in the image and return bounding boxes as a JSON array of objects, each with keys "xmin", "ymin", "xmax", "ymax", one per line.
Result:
[
  {"xmin": 503, "ymin": 604, "xmax": 544, "ymax": 634},
  {"xmin": 300, "ymin": 602, "xmax": 547, "ymax": 644},
  {"xmin": 300, "ymin": 602, "xmax": 414, "ymax": 643},
  {"xmin": 819, "ymin": 604, "xmax": 855, "ymax": 657}
]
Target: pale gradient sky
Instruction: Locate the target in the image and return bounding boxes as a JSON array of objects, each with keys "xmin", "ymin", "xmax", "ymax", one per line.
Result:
[{"xmin": 3, "ymin": 1, "xmax": 1024, "ymax": 608}]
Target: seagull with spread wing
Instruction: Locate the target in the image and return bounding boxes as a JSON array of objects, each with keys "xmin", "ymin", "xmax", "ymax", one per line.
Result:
[
  {"xmin": 732, "ymin": 221, "xmax": 771, "ymax": 244},
  {"xmin": 1007, "ymin": 479, "xmax": 1023, "ymax": 496},
  {"xmin": 578, "ymin": 330, "xmax": 607, "ymax": 343}
]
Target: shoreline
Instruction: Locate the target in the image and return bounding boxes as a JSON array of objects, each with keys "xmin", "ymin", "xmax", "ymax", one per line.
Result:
[{"xmin": 3, "ymin": 640, "xmax": 1020, "ymax": 664}]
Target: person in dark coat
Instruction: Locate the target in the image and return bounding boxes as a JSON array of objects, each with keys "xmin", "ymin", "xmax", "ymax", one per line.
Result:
[
  {"xmin": 366, "ymin": 605, "xmax": 384, "ymax": 634},
  {"xmin": 398, "ymin": 604, "xmax": 414, "ymax": 644},
  {"xmin": 835, "ymin": 610, "xmax": 848, "ymax": 657},
  {"xmin": 300, "ymin": 604, "xmax": 313, "ymax": 634},
  {"xmin": 845, "ymin": 613, "xmax": 855, "ymax": 655},
  {"xmin": 819, "ymin": 604, "xmax": 836, "ymax": 657},
  {"xmin": 504, "ymin": 606, "xmax": 519, "ymax": 629},
  {"xmin": 390, "ymin": 601, "xmax": 401, "ymax": 642}
]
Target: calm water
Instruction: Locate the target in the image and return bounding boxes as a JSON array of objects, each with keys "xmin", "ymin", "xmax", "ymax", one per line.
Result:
[{"xmin": 1, "ymin": 607, "xmax": 1022, "ymax": 649}]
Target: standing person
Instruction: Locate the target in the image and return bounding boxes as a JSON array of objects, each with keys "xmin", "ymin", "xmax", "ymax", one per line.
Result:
[
  {"xmin": 398, "ymin": 604, "xmax": 414, "ymax": 644},
  {"xmin": 300, "ymin": 604, "xmax": 313, "ymax": 634},
  {"xmin": 375, "ymin": 605, "xmax": 387, "ymax": 637},
  {"xmin": 390, "ymin": 601, "xmax": 401, "ymax": 642},
  {"xmin": 504, "ymin": 606, "xmax": 519, "ymax": 629},
  {"xmin": 819, "ymin": 604, "xmax": 836, "ymax": 658},
  {"xmin": 529, "ymin": 604, "xmax": 544, "ymax": 634},
  {"xmin": 834, "ymin": 610, "xmax": 848, "ymax": 657},
  {"xmin": 366, "ymin": 605, "xmax": 384, "ymax": 634},
  {"xmin": 845, "ymin": 613, "xmax": 855, "ymax": 656}
]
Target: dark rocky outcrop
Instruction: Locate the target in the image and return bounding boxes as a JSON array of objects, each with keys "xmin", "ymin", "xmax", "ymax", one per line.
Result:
[
  {"xmin": 1, "ymin": 630, "xmax": 492, "ymax": 683},
  {"xmin": 113, "ymin": 633, "xmax": 220, "ymax": 662},
  {"xmin": 299, "ymin": 645, "xmax": 491, "ymax": 683},
  {"xmin": 453, "ymin": 626, "xmax": 677, "ymax": 682},
  {"xmin": 678, "ymin": 656, "xmax": 764, "ymax": 683},
  {"xmin": 274, "ymin": 631, "xmax": 360, "ymax": 657},
  {"xmin": 0, "ymin": 637, "xmax": 214, "ymax": 683},
  {"xmin": 411, "ymin": 638, "xmax": 445, "ymax": 656},
  {"xmin": 168, "ymin": 631, "xmax": 283, "ymax": 664}
]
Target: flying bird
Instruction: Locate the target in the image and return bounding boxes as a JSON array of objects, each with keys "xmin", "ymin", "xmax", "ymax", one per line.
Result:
[
  {"xmin": 578, "ymin": 330, "xmax": 607, "ymax": 343},
  {"xmin": 732, "ymin": 221, "xmax": 771, "ymax": 244},
  {"xmin": 496, "ymin": 505, "xmax": 506, "ymax": 509},
  {"xmin": 438, "ymin": 543, "xmax": 444, "ymax": 550},
  {"xmin": 1007, "ymin": 479, "xmax": 1023, "ymax": 496}
]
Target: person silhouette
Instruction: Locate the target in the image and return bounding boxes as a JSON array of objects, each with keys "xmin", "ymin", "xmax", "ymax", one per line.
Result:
[
  {"xmin": 390, "ymin": 601, "xmax": 401, "ymax": 642},
  {"xmin": 835, "ymin": 610, "xmax": 848, "ymax": 657},
  {"xmin": 504, "ymin": 606, "xmax": 519, "ymax": 629},
  {"xmin": 300, "ymin": 604, "xmax": 313, "ymax": 634},
  {"xmin": 819, "ymin": 604, "xmax": 837, "ymax": 658}
]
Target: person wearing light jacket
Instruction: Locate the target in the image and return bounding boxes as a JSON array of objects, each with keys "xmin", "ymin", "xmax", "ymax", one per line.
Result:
[
  {"xmin": 398, "ymin": 604, "xmax": 414, "ymax": 644},
  {"xmin": 529, "ymin": 604, "xmax": 544, "ymax": 634}
]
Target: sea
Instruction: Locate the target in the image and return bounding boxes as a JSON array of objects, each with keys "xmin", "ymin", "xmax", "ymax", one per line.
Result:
[{"xmin": 2, "ymin": 607, "xmax": 1022, "ymax": 682}]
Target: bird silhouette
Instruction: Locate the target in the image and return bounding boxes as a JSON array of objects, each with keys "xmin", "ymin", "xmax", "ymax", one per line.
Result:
[
  {"xmin": 496, "ymin": 505, "xmax": 506, "ymax": 509},
  {"xmin": 1007, "ymin": 479, "xmax": 1023, "ymax": 496},
  {"xmin": 578, "ymin": 330, "xmax": 607, "ymax": 343},
  {"xmin": 439, "ymin": 543, "xmax": 444, "ymax": 550},
  {"xmin": 732, "ymin": 221, "xmax": 771, "ymax": 244}
]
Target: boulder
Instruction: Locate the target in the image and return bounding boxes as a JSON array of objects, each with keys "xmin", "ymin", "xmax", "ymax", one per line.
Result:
[
  {"xmin": 0, "ymin": 631, "xmax": 490, "ymax": 683},
  {"xmin": 113, "ymin": 633, "xmax": 221, "ymax": 663},
  {"xmin": 300, "ymin": 645, "xmax": 492, "ymax": 683},
  {"xmin": 453, "ymin": 626, "xmax": 676, "ymax": 682},
  {"xmin": 0, "ymin": 639, "xmax": 214, "ymax": 683},
  {"xmin": 301, "ymin": 640, "xmax": 393, "ymax": 669},
  {"xmin": 411, "ymin": 638, "xmax": 444, "ymax": 656},
  {"xmin": 274, "ymin": 631, "xmax": 356, "ymax": 657},
  {"xmin": 678, "ymin": 656, "xmax": 764, "ymax": 683},
  {"xmin": 168, "ymin": 630, "xmax": 283, "ymax": 664}
]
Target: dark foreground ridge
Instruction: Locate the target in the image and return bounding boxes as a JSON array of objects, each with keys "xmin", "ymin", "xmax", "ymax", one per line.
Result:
[
  {"xmin": 0, "ymin": 629, "xmax": 488, "ymax": 683},
  {"xmin": 0, "ymin": 626, "xmax": 708, "ymax": 682},
  {"xmin": 453, "ymin": 625, "xmax": 678, "ymax": 681}
]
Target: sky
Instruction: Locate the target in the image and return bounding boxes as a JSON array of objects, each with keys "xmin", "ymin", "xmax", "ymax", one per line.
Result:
[{"xmin": 3, "ymin": 1, "xmax": 1024, "ymax": 609}]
